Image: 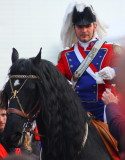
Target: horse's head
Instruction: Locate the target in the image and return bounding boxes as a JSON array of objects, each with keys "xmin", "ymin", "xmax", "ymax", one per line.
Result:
[{"xmin": 2, "ymin": 48, "xmax": 43, "ymax": 149}]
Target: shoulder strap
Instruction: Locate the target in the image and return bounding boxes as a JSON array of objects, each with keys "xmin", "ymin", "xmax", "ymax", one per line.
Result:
[{"xmin": 72, "ymin": 40, "xmax": 105, "ymax": 88}]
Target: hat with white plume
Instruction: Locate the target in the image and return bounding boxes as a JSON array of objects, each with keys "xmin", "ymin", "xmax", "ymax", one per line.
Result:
[{"xmin": 61, "ymin": 0, "xmax": 108, "ymax": 49}]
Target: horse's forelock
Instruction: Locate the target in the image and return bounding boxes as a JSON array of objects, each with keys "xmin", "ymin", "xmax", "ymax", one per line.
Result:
[{"xmin": 9, "ymin": 58, "xmax": 35, "ymax": 76}]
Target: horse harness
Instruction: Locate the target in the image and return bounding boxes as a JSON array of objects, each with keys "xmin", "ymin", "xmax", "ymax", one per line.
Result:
[{"xmin": 7, "ymin": 75, "xmax": 43, "ymax": 137}]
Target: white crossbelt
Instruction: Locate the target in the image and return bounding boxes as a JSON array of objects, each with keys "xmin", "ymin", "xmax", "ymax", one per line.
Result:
[{"xmin": 72, "ymin": 40, "xmax": 105, "ymax": 88}]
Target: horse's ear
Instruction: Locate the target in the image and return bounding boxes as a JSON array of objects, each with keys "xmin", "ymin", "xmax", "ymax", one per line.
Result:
[
  {"xmin": 12, "ymin": 48, "xmax": 19, "ymax": 64},
  {"xmin": 33, "ymin": 48, "xmax": 42, "ymax": 65}
]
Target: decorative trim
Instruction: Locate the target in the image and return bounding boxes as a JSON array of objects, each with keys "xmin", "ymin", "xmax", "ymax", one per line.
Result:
[{"xmin": 9, "ymin": 75, "xmax": 40, "ymax": 79}]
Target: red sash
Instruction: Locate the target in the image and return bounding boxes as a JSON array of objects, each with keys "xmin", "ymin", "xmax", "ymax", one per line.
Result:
[{"xmin": 78, "ymin": 44, "xmax": 98, "ymax": 73}]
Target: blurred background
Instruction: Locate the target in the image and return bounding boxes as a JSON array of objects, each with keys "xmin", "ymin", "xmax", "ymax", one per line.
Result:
[{"xmin": 0, "ymin": 0, "xmax": 125, "ymax": 89}]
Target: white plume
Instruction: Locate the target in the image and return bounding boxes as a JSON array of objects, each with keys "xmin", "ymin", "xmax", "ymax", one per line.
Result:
[{"xmin": 61, "ymin": 0, "xmax": 108, "ymax": 49}]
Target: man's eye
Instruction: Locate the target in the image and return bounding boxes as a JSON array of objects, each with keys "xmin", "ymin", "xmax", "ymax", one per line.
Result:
[{"xmin": 86, "ymin": 24, "xmax": 91, "ymax": 27}]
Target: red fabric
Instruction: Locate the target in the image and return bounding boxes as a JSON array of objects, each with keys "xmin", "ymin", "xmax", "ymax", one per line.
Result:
[
  {"xmin": 34, "ymin": 126, "xmax": 41, "ymax": 141},
  {"xmin": 15, "ymin": 148, "xmax": 22, "ymax": 155},
  {"xmin": 56, "ymin": 47, "xmax": 73, "ymax": 80},
  {"xmin": 78, "ymin": 44, "xmax": 98, "ymax": 73},
  {"xmin": 0, "ymin": 144, "xmax": 8, "ymax": 159},
  {"xmin": 0, "ymin": 145, "xmax": 23, "ymax": 159},
  {"xmin": 109, "ymin": 147, "xmax": 120, "ymax": 160}
]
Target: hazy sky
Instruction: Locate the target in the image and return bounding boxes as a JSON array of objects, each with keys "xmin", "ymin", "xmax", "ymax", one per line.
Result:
[{"xmin": 0, "ymin": 0, "xmax": 125, "ymax": 89}]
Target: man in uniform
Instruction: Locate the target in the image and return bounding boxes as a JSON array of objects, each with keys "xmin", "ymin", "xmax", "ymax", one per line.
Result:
[{"xmin": 56, "ymin": 0, "xmax": 121, "ymax": 121}]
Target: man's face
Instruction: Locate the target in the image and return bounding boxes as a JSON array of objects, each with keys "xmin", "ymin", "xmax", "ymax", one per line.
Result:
[
  {"xmin": 74, "ymin": 23, "xmax": 97, "ymax": 43},
  {"xmin": 0, "ymin": 109, "xmax": 7, "ymax": 132}
]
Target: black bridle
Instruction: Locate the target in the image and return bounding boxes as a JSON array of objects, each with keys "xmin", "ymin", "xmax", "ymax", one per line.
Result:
[{"xmin": 7, "ymin": 75, "xmax": 43, "ymax": 140}]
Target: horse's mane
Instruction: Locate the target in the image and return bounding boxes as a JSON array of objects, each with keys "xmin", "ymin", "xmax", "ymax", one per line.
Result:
[
  {"xmin": 6, "ymin": 56, "xmax": 88, "ymax": 160},
  {"xmin": 1, "ymin": 50, "xmax": 113, "ymax": 160}
]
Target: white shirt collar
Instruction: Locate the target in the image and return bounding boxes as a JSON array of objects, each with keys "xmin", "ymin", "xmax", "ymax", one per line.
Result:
[{"xmin": 78, "ymin": 37, "xmax": 97, "ymax": 50}]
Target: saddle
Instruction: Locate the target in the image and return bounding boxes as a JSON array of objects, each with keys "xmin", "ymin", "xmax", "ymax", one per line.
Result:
[{"xmin": 91, "ymin": 118, "xmax": 120, "ymax": 160}]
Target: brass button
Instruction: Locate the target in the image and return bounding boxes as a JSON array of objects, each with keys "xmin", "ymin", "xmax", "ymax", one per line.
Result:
[
  {"xmin": 93, "ymin": 91, "xmax": 96, "ymax": 94},
  {"xmin": 69, "ymin": 59, "xmax": 72, "ymax": 61},
  {"xmin": 70, "ymin": 65, "xmax": 73, "ymax": 68},
  {"xmin": 99, "ymin": 56, "xmax": 102, "ymax": 58},
  {"xmin": 96, "ymin": 63, "xmax": 99, "ymax": 66}
]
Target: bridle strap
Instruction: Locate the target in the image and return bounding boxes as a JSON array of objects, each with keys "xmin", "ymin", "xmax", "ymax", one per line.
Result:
[
  {"xmin": 9, "ymin": 78, "xmax": 28, "ymax": 114},
  {"xmin": 25, "ymin": 128, "xmax": 44, "ymax": 137},
  {"xmin": 27, "ymin": 101, "xmax": 40, "ymax": 117},
  {"xmin": 9, "ymin": 75, "xmax": 40, "ymax": 79},
  {"xmin": 7, "ymin": 107, "xmax": 44, "ymax": 138},
  {"xmin": 7, "ymin": 108, "xmax": 29, "ymax": 119},
  {"xmin": 7, "ymin": 104, "xmax": 41, "ymax": 120}
]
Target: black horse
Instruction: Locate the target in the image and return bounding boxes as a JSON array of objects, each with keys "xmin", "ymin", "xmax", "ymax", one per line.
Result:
[{"xmin": 1, "ymin": 48, "xmax": 119, "ymax": 160}]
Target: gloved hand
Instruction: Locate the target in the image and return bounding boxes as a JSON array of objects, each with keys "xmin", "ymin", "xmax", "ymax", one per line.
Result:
[
  {"xmin": 95, "ymin": 72, "xmax": 105, "ymax": 84},
  {"xmin": 98, "ymin": 67, "xmax": 116, "ymax": 80}
]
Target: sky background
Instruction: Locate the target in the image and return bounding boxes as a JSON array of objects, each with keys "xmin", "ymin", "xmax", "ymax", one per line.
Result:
[{"xmin": 0, "ymin": 0, "xmax": 125, "ymax": 89}]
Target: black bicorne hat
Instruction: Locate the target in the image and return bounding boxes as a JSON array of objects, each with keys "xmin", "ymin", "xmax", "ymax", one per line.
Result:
[{"xmin": 72, "ymin": 6, "xmax": 96, "ymax": 26}]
